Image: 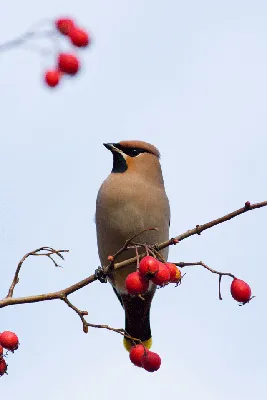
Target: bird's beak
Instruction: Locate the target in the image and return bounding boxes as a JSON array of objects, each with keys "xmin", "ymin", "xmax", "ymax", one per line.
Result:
[{"xmin": 103, "ymin": 143, "xmax": 121, "ymax": 154}]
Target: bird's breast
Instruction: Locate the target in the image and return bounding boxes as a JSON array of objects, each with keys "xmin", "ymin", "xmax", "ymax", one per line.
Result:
[{"xmin": 95, "ymin": 176, "xmax": 170, "ymax": 292}]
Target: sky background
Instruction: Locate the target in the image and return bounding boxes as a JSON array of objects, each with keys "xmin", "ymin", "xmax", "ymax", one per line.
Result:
[{"xmin": 1, "ymin": 1, "xmax": 267, "ymax": 399}]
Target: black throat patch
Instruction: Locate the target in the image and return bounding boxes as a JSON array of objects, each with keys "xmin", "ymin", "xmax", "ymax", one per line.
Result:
[{"xmin": 112, "ymin": 152, "xmax": 128, "ymax": 173}]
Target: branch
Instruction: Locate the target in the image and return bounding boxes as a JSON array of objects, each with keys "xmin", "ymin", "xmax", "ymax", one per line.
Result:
[
  {"xmin": 1, "ymin": 200, "xmax": 266, "ymax": 309},
  {"xmin": 62, "ymin": 296, "xmax": 143, "ymax": 344},
  {"xmin": 111, "ymin": 200, "xmax": 267, "ymax": 272},
  {"xmin": 7, "ymin": 247, "xmax": 69, "ymax": 298},
  {"xmin": 175, "ymin": 261, "xmax": 236, "ymax": 300},
  {"xmin": 0, "ymin": 18, "xmax": 57, "ymax": 53},
  {"xmin": 0, "ymin": 200, "xmax": 266, "ymax": 340}
]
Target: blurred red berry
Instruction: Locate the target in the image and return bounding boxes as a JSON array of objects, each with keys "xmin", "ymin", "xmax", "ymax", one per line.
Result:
[
  {"xmin": 0, "ymin": 359, "xmax": 7, "ymax": 376},
  {"xmin": 125, "ymin": 272, "xmax": 149, "ymax": 295},
  {"xmin": 69, "ymin": 27, "xmax": 90, "ymax": 47},
  {"xmin": 0, "ymin": 331, "xmax": 19, "ymax": 351},
  {"xmin": 55, "ymin": 18, "xmax": 75, "ymax": 35},
  {"xmin": 58, "ymin": 53, "xmax": 80, "ymax": 75},
  {"xmin": 230, "ymin": 279, "xmax": 251, "ymax": 303},
  {"xmin": 151, "ymin": 263, "xmax": 170, "ymax": 286},
  {"xmin": 0, "ymin": 345, "xmax": 3, "ymax": 359},
  {"xmin": 44, "ymin": 69, "xmax": 61, "ymax": 87},
  {"xmin": 129, "ymin": 344, "xmax": 148, "ymax": 367},
  {"xmin": 165, "ymin": 262, "xmax": 182, "ymax": 283},
  {"xmin": 141, "ymin": 351, "xmax": 161, "ymax": 372},
  {"xmin": 139, "ymin": 256, "xmax": 160, "ymax": 278}
]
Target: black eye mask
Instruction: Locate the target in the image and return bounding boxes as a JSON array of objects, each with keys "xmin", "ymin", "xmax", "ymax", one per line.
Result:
[{"xmin": 115, "ymin": 144, "xmax": 147, "ymax": 158}]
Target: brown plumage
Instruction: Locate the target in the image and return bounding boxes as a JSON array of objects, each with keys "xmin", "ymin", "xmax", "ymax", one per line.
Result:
[{"xmin": 95, "ymin": 140, "xmax": 170, "ymax": 348}]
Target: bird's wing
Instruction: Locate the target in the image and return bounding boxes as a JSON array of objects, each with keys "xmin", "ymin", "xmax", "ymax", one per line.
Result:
[{"xmin": 112, "ymin": 286, "xmax": 123, "ymax": 308}]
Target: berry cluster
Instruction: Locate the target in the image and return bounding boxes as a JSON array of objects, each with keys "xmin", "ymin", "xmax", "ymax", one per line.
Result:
[
  {"xmin": 0, "ymin": 331, "xmax": 19, "ymax": 377},
  {"xmin": 125, "ymin": 256, "xmax": 253, "ymax": 306},
  {"xmin": 125, "ymin": 256, "xmax": 182, "ymax": 295},
  {"xmin": 44, "ymin": 17, "xmax": 91, "ymax": 88},
  {"xmin": 129, "ymin": 344, "xmax": 161, "ymax": 372}
]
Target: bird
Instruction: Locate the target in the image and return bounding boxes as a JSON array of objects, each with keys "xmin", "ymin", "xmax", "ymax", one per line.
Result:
[{"xmin": 95, "ymin": 140, "xmax": 170, "ymax": 351}]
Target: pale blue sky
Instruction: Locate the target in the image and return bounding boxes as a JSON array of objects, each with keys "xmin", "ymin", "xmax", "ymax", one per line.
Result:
[{"xmin": 1, "ymin": 1, "xmax": 267, "ymax": 399}]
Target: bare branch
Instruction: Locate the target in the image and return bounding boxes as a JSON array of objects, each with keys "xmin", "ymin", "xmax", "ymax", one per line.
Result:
[
  {"xmin": 1, "ymin": 273, "xmax": 96, "ymax": 309},
  {"xmin": 0, "ymin": 29, "xmax": 56, "ymax": 53},
  {"xmin": 61, "ymin": 295, "xmax": 143, "ymax": 343},
  {"xmin": 112, "ymin": 200, "xmax": 267, "ymax": 272},
  {"xmin": 175, "ymin": 261, "xmax": 236, "ymax": 279},
  {"xmin": 0, "ymin": 200, "xmax": 266, "ymax": 333},
  {"xmin": 174, "ymin": 261, "xmax": 236, "ymax": 300},
  {"xmin": 7, "ymin": 247, "xmax": 69, "ymax": 298},
  {"xmin": 61, "ymin": 296, "xmax": 89, "ymax": 333}
]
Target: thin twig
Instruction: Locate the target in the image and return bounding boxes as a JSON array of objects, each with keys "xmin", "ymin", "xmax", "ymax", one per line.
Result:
[
  {"xmin": 6, "ymin": 247, "xmax": 69, "ymax": 298},
  {"xmin": 0, "ymin": 30, "xmax": 57, "ymax": 52},
  {"xmin": 61, "ymin": 295, "xmax": 142, "ymax": 343},
  {"xmin": 175, "ymin": 261, "xmax": 236, "ymax": 279},
  {"xmin": 103, "ymin": 227, "xmax": 158, "ymax": 274},
  {"xmin": 174, "ymin": 261, "xmax": 236, "ymax": 300},
  {"xmin": 62, "ymin": 296, "xmax": 89, "ymax": 333}
]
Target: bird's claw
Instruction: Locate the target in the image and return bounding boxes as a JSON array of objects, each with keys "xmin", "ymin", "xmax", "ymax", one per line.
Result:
[{"xmin": 95, "ymin": 266, "xmax": 108, "ymax": 283}]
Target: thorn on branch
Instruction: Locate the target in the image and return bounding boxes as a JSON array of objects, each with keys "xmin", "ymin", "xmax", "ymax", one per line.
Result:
[{"xmin": 244, "ymin": 201, "xmax": 252, "ymax": 210}]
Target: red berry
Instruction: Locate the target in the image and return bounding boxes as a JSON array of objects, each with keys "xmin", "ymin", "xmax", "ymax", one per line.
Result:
[
  {"xmin": 69, "ymin": 27, "xmax": 90, "ymax": 47},
  {"xmin": 165, "ymin": 263, "xmax": 182, "ymax": 283},
  {"xmin": 0, "ymin": 359, "xmax": 7, "ymax": 376},
  {"xmin": 230, "ymin": 279, "xmax": 251, "ymax": 303},
  {"xmin": 141, "ymin": 351, "xmax": 161, "ymax": 372},
  {"xmin": 55, "ymin": 18, "xmax": 75, "ymax": 35},
  {"xmin": 57, "ymin": 53, "xmax": 80, "ymax": 75},
  {"xmin": 44, "ymin": 69, "xmax": 61, "ymax": 87},
  {"xmin": 125, "ymin": 272, "xmax": 149, "ymax": 295},
  {"xmin": 0, "ymin": 345, "xmax": 3, "ymax": 359},
  {"xmin": 139, "ymin": 256, "xmax": 160, "ymax": 278},
  {"xmin": 0, "ymin": 331, "xmax": 19, "ymax": 351},
  {"xmin": 129, "ymin": 344, "xmax": 148, "ymax": 367},
  {"xmin": 151, "ymin": 263, "xmax": 170, "ymax": 286}
]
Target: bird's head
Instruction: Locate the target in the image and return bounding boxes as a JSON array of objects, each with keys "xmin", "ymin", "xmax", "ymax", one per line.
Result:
[{"xmin": 103, "ymin": 140, "xmax": 163, "ymax": 184}]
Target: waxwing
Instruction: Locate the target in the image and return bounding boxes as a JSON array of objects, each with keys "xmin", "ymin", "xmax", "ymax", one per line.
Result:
[{"xmin": 95, "ymin": 140, "xmax": 170, "ymax": 350}]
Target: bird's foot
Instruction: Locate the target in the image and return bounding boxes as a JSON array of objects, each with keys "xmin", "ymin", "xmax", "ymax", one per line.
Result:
[{"xmin": 95, "ymin": 266, "xmax": 108, "ymax": 283}]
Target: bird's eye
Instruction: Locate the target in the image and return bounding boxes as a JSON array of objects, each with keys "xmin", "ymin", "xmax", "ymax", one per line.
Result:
[
  {"xmin": 129, "ymin": 148, "xmax": 140, "ymax": 157},
  {"xmin": 116, "ymin": 145, "xmax": 146, "ymax": 157}
]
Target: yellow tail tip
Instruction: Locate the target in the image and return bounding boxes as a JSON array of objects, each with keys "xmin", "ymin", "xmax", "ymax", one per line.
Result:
[{"xmin": 123, "ymin": 337, "xmax": 153, "ymax": 352}]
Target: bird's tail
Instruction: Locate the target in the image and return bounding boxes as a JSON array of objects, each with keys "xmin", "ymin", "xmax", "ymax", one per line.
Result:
[{"xmin": 120, "ymin": 289, "xmax": 155, "ymax": 351}]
